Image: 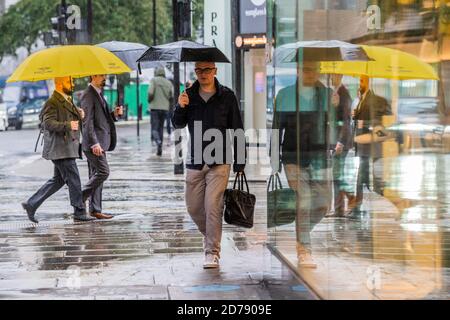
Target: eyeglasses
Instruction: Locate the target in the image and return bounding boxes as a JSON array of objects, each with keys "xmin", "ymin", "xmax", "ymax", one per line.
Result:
[{"xmin": 195, "ymin": 67, "xmax": 216, "ymax": 75}]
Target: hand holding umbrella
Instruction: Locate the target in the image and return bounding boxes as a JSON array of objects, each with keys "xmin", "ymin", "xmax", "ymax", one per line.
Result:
[{"xmin": 178, "ymin": 91, "xmax": 189, "ymax": 109}]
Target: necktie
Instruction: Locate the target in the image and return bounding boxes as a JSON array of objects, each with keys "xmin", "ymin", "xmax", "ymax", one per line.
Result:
[{"xmin": 98, "ymin": 92, "xmax": 109, "ymax": 113}]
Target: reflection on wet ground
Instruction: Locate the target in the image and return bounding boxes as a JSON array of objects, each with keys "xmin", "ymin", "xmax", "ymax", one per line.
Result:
[{"xmin": 0, "ymin": 126, "xmax": 313, "ymax": 300}]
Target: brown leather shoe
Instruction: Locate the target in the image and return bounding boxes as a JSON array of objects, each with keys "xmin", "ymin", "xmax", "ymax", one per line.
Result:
[{"xmin": 91, "ymin": 212, "xmax": 114, "ymax": 220}]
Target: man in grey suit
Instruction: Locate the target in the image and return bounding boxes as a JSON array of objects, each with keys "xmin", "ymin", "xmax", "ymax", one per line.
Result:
[
  {"xmin": 81, "ymin": 75, "xmax": 123, "ymax": 220},
  {"xmin": 22, "ymin": 77, "xmax": 95, "ymax": 223}
]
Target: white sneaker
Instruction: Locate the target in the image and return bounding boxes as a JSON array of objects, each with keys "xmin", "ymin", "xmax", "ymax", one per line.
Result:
[
  {"xmin": 203, "ymin": 254, "xmax": 220, "ymax": 269},
  {"xmin": 297, "ymin": 251, "xmax": 317, "ymax": 269}
]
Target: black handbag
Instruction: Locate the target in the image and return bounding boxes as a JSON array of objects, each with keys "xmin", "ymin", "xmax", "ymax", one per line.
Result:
[
  {"xmin": 224, "ymin": 173, "xmax": 256, "ymax": 229},
  {"xmin": 267, "ymin": 173, "xmax": 297, "ymax": 228}
]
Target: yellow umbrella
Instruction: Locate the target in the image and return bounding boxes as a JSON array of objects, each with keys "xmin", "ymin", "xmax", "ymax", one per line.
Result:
[
  {"xmin": 7, "ymin": 45, "xmax": 132, "ymax": 83},
  {"xmin": 320, "ymin": 45, "xmax": 439, "ymax": 80}
]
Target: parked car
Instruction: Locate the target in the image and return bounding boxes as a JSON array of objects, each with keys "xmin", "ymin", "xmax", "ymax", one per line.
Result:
[
  {"xmin": 15, "ymin": 98, "xmax": 46, "ymax": 130},
  {"xmin": 3, "ymin": 81, "xmax": 49, "ymax": 130}
]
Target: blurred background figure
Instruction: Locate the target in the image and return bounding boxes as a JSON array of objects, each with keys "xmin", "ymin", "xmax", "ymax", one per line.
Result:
[{"xmin": 148, "ymin": 67, "xmax": 174, "ymax": 156}]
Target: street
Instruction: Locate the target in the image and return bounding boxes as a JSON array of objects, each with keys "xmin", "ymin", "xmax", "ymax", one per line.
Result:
[{"xmin": 0, "ymin": 124, "xmax": 315, "ymax": 300}]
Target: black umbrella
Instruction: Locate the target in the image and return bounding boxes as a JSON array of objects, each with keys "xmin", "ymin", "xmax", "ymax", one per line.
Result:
[
  {"xmin": 137, "ymin": 40, "xmax": 231, "ymax": 64},
  {"xmin": 97, "ymin": 41, "xmax": 163, "ymax": 70},
  {"xmin": 137, "ymin": 40, "xmax": 230, "ymax": 93},
  {"xmin": 97, "ymin": 41, "xmax": 164, "ymax": 137},
  {"xmin": 274, "ymin": 40, "xmax": 371, "ymax": 65}
]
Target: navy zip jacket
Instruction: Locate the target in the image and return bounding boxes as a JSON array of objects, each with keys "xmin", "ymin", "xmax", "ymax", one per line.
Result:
[{"xmin": 172, "ymin": 78, "xmax": 246, "ymax": 173}]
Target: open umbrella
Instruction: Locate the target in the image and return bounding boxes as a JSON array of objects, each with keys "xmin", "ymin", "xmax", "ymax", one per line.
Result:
[
  {"xmin": 137, "ymin": 40, "xmax": 230, "ymax": 92},
  {"xmin": 7, "ymin": 45, "xmax": 131, "ymax": 83},
  {"xmin": 137, "ymin": 40, "xmax": 231, "ymax": 65},
  {"xmin": 97, "ymin": 41, "xmax": 162, "ymax": 70},
  {"xmin": 274, "ymin": 40, "xmax": 371, "ymax": 65},
  {"xmin": 320, "ymin": 45, "xmax": 439, "ymax": 80},
  {"xmin": 97, "ymin": 41, "xmax": 164, "ymax": 136}
]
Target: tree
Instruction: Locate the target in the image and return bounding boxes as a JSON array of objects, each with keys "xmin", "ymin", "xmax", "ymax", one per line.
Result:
[
  {"xmin": 0, "ymin": 0, "xmax": 206, "ymax": 63},
  {"xmin": 0, "ymin": 0, "xmax": 59, "ymax": 62}
]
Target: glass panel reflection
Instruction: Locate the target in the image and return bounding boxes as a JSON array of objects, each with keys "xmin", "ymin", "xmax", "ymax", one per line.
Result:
[{"xmin": 267, "ymin": 0, "xmax": 449, "ymax": 300}]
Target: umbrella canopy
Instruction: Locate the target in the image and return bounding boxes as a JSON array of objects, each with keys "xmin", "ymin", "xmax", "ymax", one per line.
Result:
[
  {"xmin": 7, "ymin": 45, "xmax": 131, "ymax": 83},
  {"xmin": 137, "ymin": 40, "xmax": 231, "ymax": 63},
  {"xmin": 275, "ymin": 40, "xmax": 371, "ymax": 64},
  {"xmin": 96, "ymin": 41, "xmax": 162, "ymax": 71},
  {"xmin": 320, "ymin": 45, "xmax": 439, "ymax": 80}
]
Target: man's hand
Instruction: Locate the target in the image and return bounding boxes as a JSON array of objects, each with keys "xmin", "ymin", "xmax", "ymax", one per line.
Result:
[
  {"xmin": 78, "ymin": 108, "xmax": 85, "ymax": 120},
  {"xmin": 91, "ymin": 144, "xmax": 104, "ymax": 157},
  {"xmin": 335, "ymin": 142, "xmax": 344, "ymax": 156},
  {"xmin": 178, "ymin": 92, "xmax": 189, "ymax": 108},
  {"xmin": 70, "ymin": 121, "xmax": 79, "ymax": 131},
  {"xmin": 114, "ymin": 106, "xmax": 124, "ymax": 118}
]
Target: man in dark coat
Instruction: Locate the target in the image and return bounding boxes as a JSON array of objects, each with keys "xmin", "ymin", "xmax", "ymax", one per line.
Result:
[
  {"xmin": 172, "ymin": 61, "xmax": 246, "ymax": 269},
  {"xmin": 348, "ymin": 75, "xmax": 392, "ymax": 219},
  {"xmin": 81, "ymin": 75, "xmax": 123, "ymax": 220},
  {"xmin": 22, "ymin": 77, "xmax": 94, "ymax": 223}
]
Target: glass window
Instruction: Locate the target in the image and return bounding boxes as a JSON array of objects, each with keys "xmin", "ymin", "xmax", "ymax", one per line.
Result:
[{"xmin": 267, "ymin": 0, "xmax": 449, "ymax": 300}]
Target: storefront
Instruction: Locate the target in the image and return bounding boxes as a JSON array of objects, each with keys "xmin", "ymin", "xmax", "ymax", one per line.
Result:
[
  {"xmin": 233, "ymin": 0, "xmax": 268, "ymax": 139},
  {"xmin": 265, "ymin": 0, "xmax": 449, "ymax": 300}
]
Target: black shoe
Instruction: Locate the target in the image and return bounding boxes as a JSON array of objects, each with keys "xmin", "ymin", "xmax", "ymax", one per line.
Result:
[
  {"xmin": 74, "ymin": 214, "xmax": 96, "ymax": 222},
  {"xmin": 346, "ymin": 209, "xmax": 363, "ymax": 220},
  {"xmin": 325, "ymin": 210, "xmax": 345, "ymax": 218},
  {"xmin": 156, "ymin": 145, "xmax": 162, "ymax": 157},
  {"xmin": 22, "ymin": 202, "xmax": 38, "ymax": 224}
]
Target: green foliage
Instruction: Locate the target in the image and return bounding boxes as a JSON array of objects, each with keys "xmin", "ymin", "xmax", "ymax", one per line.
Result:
[
  {"xmin": 0, "ymin": 0, "xmax": 205, "ymax": 63},
  {"xmin": 0, "ymin": 0, "xmax": 59, "ymax": 60}
]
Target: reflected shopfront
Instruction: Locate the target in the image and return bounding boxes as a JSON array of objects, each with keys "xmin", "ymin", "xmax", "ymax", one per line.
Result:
[{"xmin": 266, "ymin": 0, "xmax": 450, "ymax": 299}]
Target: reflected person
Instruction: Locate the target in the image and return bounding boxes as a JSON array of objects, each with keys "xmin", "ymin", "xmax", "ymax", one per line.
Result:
[
  {"xmin": 273, "ymin": 61, "xmax": 333, "ymax": 268},
  {"xmin": 326, "ymin": 74, "xmax": 353, "ymax": 218},
  {"xmin": 349, "ymin": 75, "xmax": 392, "ymax": 219}
]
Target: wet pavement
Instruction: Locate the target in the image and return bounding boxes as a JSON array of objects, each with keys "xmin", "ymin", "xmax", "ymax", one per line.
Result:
[{"xmin": 0, "ymin": 124, "xmax": 315, "ymax": 300}]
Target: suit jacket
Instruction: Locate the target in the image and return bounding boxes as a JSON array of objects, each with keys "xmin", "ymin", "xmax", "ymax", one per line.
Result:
[
  {"xmin": 41, "ymin": 91, "xmax": 82, "ymax": 161},
  {"xmin": 81, "ymin": 85, "xmax": 117, "ymax": 152},
  {"xmin": 353, "ymin": 90, "xmax": 392, "ymax": 157},
  {"xmin": 335, "ymin": 85, "xmax": 353, "ymax": 150}
]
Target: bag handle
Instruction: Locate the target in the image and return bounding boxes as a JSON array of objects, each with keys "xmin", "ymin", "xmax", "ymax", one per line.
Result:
[
  {"xmin": 267, "ymin": 173, "xmax": 283, "ymax": 192},
  {"xmin": 233, "ymin": 172, "xmax": 250, "ymax": 193}
]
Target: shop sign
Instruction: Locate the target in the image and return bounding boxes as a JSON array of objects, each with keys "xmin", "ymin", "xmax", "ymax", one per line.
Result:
[{"xmin": 240, "ymin": 0, "xmax": 267, "ymax": 35}]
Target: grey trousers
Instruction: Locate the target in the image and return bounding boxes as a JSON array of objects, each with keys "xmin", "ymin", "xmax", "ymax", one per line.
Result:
[
  {"xmin": 185, "ymin": 165, "xmax": 231, "ymax": 257},
  {"xmin": 151, "ymin": 110, "xmax": 168, "ymax": 147},
  {"xmin": 27, "ymin": 159, "xmax": 85, "ymax": 215},
  {"xmin": 82, "ymin": 151, "xmax": 110, "ymax": 213}
]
